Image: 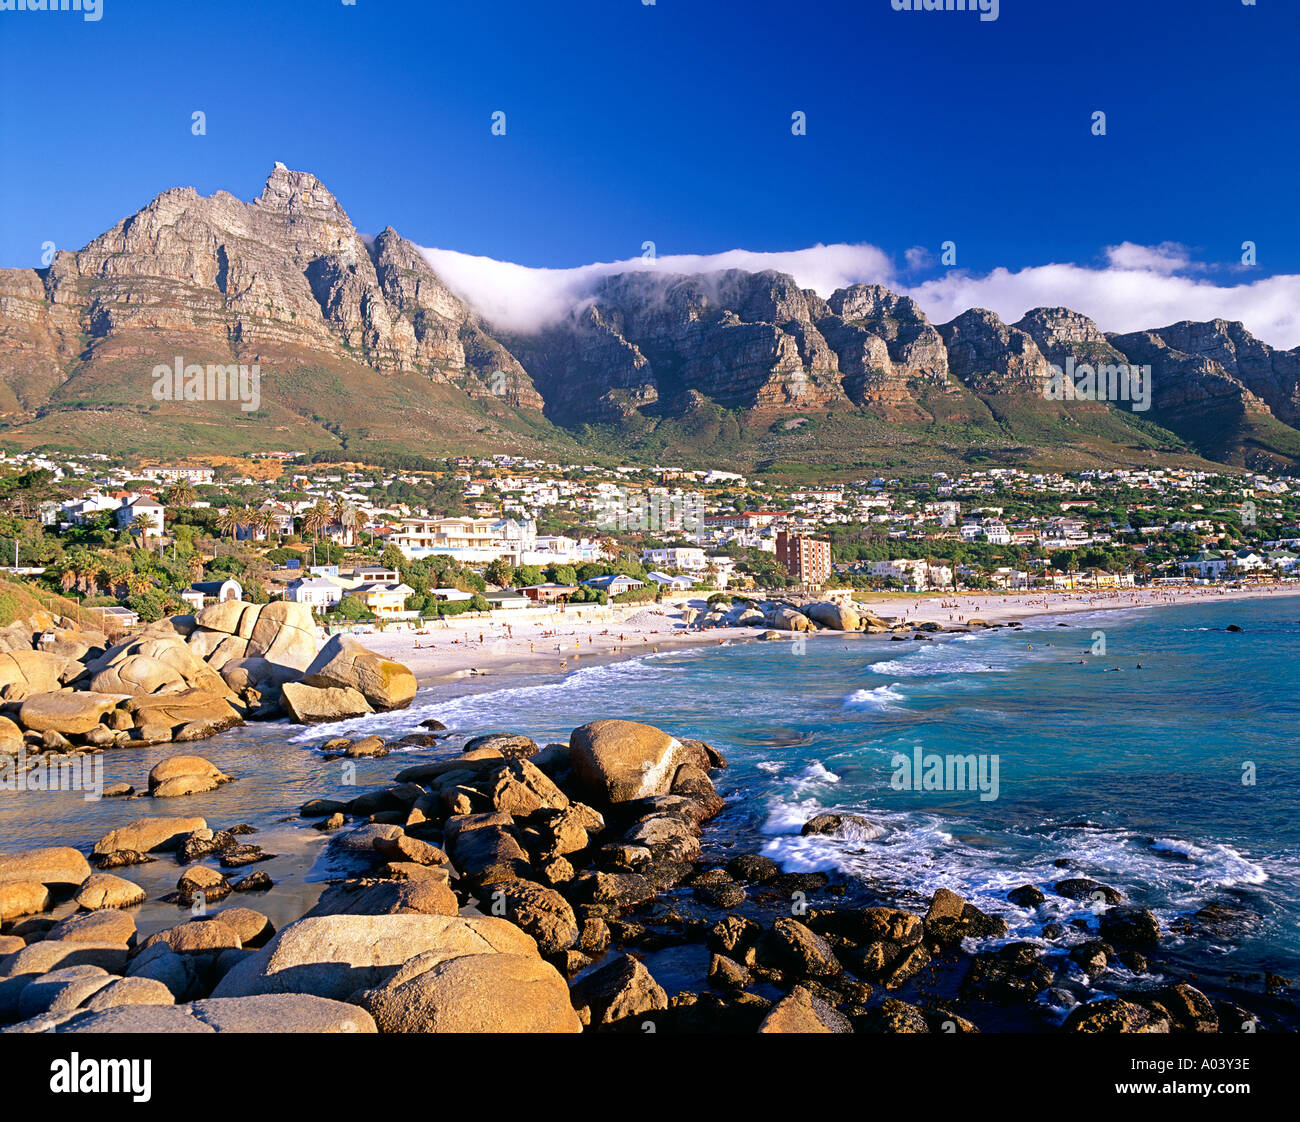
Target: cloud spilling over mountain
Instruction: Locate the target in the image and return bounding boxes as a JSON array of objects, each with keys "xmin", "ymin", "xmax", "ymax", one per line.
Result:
[
  {"xmin": 420, "ymin": 240, "xmax": 1300, "ymax": 350},
  {"xmin": 418, "ymin": 244, "xmax": 897, "ymax": 335}
]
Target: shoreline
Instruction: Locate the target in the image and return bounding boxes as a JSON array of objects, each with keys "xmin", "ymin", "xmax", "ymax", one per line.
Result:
[
  {"xmin": 2, "ymin": 587, "xmax": 1295, "ymax": 1033},
  {"xmin": 357, "ymin": 582, "xmax": 1300, "ymax": 688}
]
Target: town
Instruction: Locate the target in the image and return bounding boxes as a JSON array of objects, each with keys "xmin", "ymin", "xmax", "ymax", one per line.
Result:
[{"xmin": 0, "ymin": 447, "xmax": 1292, "ymax": 633}]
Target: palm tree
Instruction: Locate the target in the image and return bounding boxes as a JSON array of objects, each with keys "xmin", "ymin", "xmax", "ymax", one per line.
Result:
[
  {"xmin": 125, "ymin": 571, "xmax": 154, "ymax": 597},
  {"xmin": 216, "ymin": 507, "xmax": 240, "ymax": 541},
  {"xmin": 127, "ymin": 513, "xmax": 157, "ymax": 548},
  {"xmin": 261, "ymin": 508, "xmax": 283, "ymax": 544},
  {"xmin": 166, "ymin": 480, "xmax": 197, "ymax": 509},
  {"xmin": 249, "ymin": 508, "xmax": 276, "ymax": 544},
  {"xmin": 301, "ymin": 501, "xmax": 331, "ymax": 566}
]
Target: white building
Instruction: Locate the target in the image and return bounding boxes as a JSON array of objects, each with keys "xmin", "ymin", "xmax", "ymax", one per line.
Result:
[
  {"xmin": 286, "ymin": 577, "xmax": 344, "ymax": 608},
  {"xmin": 641, "ymin": 547, "xmax": 707, "ymax": 572}
]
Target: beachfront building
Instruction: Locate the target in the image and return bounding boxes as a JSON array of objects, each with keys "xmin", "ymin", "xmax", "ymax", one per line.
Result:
[
  {"xmin": 535, "ymin": 535, "xmax": 606, "ymax": 563},
  {"xmin": 345, "ymin": 582, "xmax": 415, "ymax": 617},
  {"xmin": 520, "ymin": 583, "xmax": 578, "ymax": 603},
  {"xmin": 776, "ymin": 530, "xmax": 832, "ymax": 587},
  {"xmin": 646, "ymin": 570, "xmax": 694, "ymax": 590},
  {"xmin": 867, "ymin": 558, "xmax": 953, "ymax": 591},
  {"xmin": 582, "ymin": 574, "xmax": 645, "ymax": 595},
  {"xmin": 285, "ymin": 577, "xmax": 344, "ymax": 609},
  {"xmin": 1179, "ymin": 551, "xmax": 1231, "ymax": 580},
  {"xmin": 484, "ymin": 590, "xmax": 531, "ymax": 611}
]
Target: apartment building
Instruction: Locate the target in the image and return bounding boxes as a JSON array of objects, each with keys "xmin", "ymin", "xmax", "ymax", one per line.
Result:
[{"xmin": 775, "ymin": 530, "xmax": 832, "ymax": 586}]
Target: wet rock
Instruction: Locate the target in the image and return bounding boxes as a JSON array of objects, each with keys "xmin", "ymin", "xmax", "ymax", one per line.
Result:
[
  {"xmin": 178, "ymin": 829, "xmax": 238, "ymax": 864},
  {"xmin": 862, "ymin": 998, "xmax": 930, "ymax": 1033},
  {"xmin": 463, "ymin": 733, "xmax": 538, "ymax": 758},
  {"xmin": 1099, "ymin": 906, "xmax": 1161, "ymax": 947},
  {"xmin": 1069, "ymin": 939, "xmax": 1112, "ymax": 978},
  {"xmin": 93, "ymin": 816, "xmax": 206, "ymax": 859},
  {"xmin": 175, "ymin": 865, "xmax": 231, "ymax": 905},
  {"xmin": 708, "ymin": 953, "xmax": 751, "ymax": 991},
  {"xmin": 1054, "ymin": 878, "xmax": 1123, "ymax": 905},
  {"xmin": 569, "ymin": 953, "xmax": 668, "ymax": 1030},
  {"xmin": 759, "ymin": 985, "xmax": 852, "ymax": 1033},
  {"xmin": 960, "ymin": 942, "xmax": 1053, "ymax": 1003},
  {"xmin": 1146, "ymin": 983, "xmax": 1218, "ymax": 1033},
  {"xmin": 800, "ymin": 813, "xmax": 883, "ymax": 840},
  {"xmin": 218, "ymin": 844, "xmax": 273, "ymax": 869},
  {"xmin": 231, "ymin": 871, "xmax": 273, "ymax": 893},
  {"xmin": 577, "ymin": 871, "xmax": 657, "ymax": 909},
  {"xmin": 761, "ymin": 918, "xmax": 843, "ymax": 979},
  {"xmin": 147, "ymin": 755, "xmax": 232, "ymax": 799},
  {"xmin": 1007, "ymin": 885, "xmax": 1046, "ymax": 908},
  {"xmin": 1065, "ymin": 998, "xmax": 1170, "ymax": 1033},
  {"xmin": 725, "ymin": 853, "xmax": 780, "ymax": 883}
]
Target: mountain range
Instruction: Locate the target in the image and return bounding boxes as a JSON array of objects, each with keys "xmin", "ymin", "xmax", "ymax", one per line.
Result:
[{"xmin": 3, "ymin": 164, "xmax": 1298, "ymax": 476}]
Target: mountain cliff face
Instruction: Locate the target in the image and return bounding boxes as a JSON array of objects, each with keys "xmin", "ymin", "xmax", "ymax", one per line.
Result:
[
  {"xmin": 2, "ymin": 164, "xmax": 1299, "ymax": 471},
  {"xmin": 0, "ymin": 165, "xmax": 535, "ymax": 403}
]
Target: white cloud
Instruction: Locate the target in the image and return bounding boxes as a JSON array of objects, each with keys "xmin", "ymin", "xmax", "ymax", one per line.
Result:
[
  {"xmin": 906, "ymin": 265, "xmax": 1300, "ymax": 348},
  {"xmin": 418, "ymin": 243, "xmax": 894, "ymax": 334},
  {"xmin": 1102, "ymin": 241, "xmax": 1197, "ymax": 275},
  {"xmin": 415, "ymin": 240, "xmax": 1300, "ymax": 349}
]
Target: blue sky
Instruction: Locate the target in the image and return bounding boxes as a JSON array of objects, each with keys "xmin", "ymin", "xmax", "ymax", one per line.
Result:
[{"xmin": 1, "ymin": 0, "xmax": 1297, "ymax": 341}]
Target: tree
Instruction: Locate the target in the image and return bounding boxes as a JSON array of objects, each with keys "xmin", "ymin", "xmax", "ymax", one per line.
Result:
[
  {"xmin": 514, "ymin": 564, "xmax": 544, "ymax": 587},
  {"xmin": 250, "ymin": 508, "xmax": 278, "ymax": 544},
  {"xmin": 301, "ymin": 502, "xmax": 332, "ymax": 566},
  {"xmin": 547, "ymin": 564, "xmax": 578, "ymax": 586},
  {"xmin": 484, "ymin": 558, "xmax": 514, "ymax": 588},
  {"xmin": 166, "ymin": 480, "xmax": 197, "ymax": 509},
  {"xmin": 216, "ymin": 506, "xmax": 249, "ymax": 541},
  {"xmin": 331, "ymin": 596, "xmax": 374, "ymax": 621},
  {"xmin": 127, "ymin": 513, "xmax": 157, "ymax": 549}
]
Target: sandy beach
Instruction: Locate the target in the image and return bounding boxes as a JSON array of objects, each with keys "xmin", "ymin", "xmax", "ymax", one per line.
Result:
[{"xmin": 351, "ymin": 582, "xmax": 1300, "ymax": 685}]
